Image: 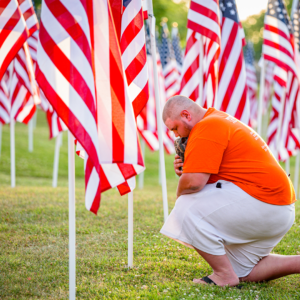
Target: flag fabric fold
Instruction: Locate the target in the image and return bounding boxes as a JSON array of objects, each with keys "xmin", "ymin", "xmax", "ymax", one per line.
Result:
[{"xmin": 36, "ymin": 0, "xmax": 145, "ymax": 214}]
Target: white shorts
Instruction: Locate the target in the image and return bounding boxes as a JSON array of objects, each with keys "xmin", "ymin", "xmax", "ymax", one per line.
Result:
[{"xmin": 160, "ymin": 180, "xmax": 295, "ymax": 277}]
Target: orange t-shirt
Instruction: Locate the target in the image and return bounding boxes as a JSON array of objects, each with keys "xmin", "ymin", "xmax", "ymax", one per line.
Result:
[{"xmin": 183, "ymin": 108, "xmax": 296, "ymax": 206}]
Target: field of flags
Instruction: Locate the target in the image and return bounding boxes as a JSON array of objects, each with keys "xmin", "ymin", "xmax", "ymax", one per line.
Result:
[{"xmin": 2, "ymin": 0, "xmax": 300, "ymax": 298}]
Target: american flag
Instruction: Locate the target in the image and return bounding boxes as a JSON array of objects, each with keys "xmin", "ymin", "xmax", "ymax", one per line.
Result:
[
  {"xmin": 264, "ymin": 0, "xmax": 300, "ymax": 161},
  {"xmin": 277, "ymin": 1, "xmax": 300, "ymax": 161},
  {"xmin": 181, "ymin": 0, "xmax": 220, "ymax": 107},
  {"xmin": 0, "ymin": 0, "xmax": 28, "ymax": 82},
  {"xmin": 26, "ymin": 30, "xmax": 67, "ymax": 138},
  {"xmin": 179, "ymin": 29, "xmax": 202, "ymax": 103},
  {"xmin": 171, "ymin": 24, "xmax": 183, "ymax": 75},
  {"xmin": 137, "ymin": 21, "xmax": 175, "ymax": 154},
  {"xmin": 263, "ymin": 0, "xmax": 297, "ymax": 75},
  {"xmin": 244, "ymin": 42, "xmax": 258, "ymax": 127},
  {"xmin": 120, "ymin": 0, "xmax": 149, "ymax": 117},
  {"xmin": 17, "ymin": 0, "xmax": 39, "ymax": 37},
  {"xmin": 159, "ymin": 22, "xmax": 180, "ymax": 100},
  {"xmin": 36, "ymin": 0, "xmax": 145, "ymax": 214},
  {"xmin": 217, "ymin": 0, "xmax": 250, "ymax": 125},
  {"xmin": 187, "ymin": 0, "xmax": 221, "ymax": 45},
  {"xmin": 278, "ymin": 71, "xmax": 300, "ymax": 161}
]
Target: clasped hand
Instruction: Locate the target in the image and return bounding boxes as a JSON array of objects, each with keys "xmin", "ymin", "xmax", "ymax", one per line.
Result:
[{"xmin": 174, "ymin": 154, "xmax": 183, "ymax": 176}]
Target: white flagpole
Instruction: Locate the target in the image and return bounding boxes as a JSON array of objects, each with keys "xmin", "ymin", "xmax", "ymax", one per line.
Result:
[
  {"xmin": 158, "ymin": 156, "xmax": 161, "ymax": 185},
  {"xmin": 138, "ymin": 139, "xmax": 145, "ymax": 189},
  {"xmin": 198, "ymin": 36, "xmax": 204, "ymax": 104},
  {"xmin": 275, "ymin": 89, "xmax": 286, "ymax": 159},
  {"xmin": 8, "ymin": 62, "xmax": 15, "ymax": 187},
  {"xmin": 257, "ymin": 59, "xmax": 265, "ymax": 136},
  {"xmin": 148, "ymin": 0, "xmax": 169, "ymax": 222},
  {"xmin": 53, "ymin": 132, "xmax": 62, "ymax": 188},
  {"xmin": 10, "ymin": 119, "xmax": 15, "ymax": 187},
  {"xmin": 128, "ymin": 191, "xmax": 133, "ymax": 268},
  {"xmin": 68, "ymin": 131, "xmax": 76, "ymax": 300},
  {"xmin": 294, "ymin": 152, "xmax": 300, "ymax": 195},
  {"xmin": 28, "ymin": 118, "xmax": 33, "ymax": 152},
  {"xmin": 285, "ymin": 157, "xmax": 290, "ymax": 175},
  {"xmin": 0, "ymin": 123, "xmax": 2, "ymax": 157},
  {"xmin": 33, "ymin": 110, "xmax": 37, "ymax": 129}
]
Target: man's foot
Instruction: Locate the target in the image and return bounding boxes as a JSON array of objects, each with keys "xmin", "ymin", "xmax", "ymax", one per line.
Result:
[{"xmin": 193, "ymin": 273, "xmax": 239, "ymax": 287}]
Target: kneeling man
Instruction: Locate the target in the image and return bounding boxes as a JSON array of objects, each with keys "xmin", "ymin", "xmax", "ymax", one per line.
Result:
[{"xmin": 160, "ymin": 95, "xmax": 298, "ymax": 287}]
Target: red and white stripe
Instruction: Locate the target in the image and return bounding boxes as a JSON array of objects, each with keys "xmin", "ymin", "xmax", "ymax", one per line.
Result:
[
  {"xmin": 263, "ymin": 10, "xmax": 298, "ymax": 76},
  {"xmin": 10, "ymin": 45, "xmax": 36, "ymax": 124},
  {"xmin": 246, "ymin": 62, "xmax": 258, "ymax": 128},
  {"xmin": 27, "ymin": 30, "xmax": 39, "ymax": 69},
  {"xmin": 0, "ymin": 0, "xmax": 28, "ymax": 82},
  {"xmin": 120, "ymin": 0, "xmax": 149, "ymax": 117},
  {"xmin": 0, "ymin": 77, "xmax": 10, "ymax": 124},
  {"xmin": 202, "ymin": 36, "xmax": 219, "ymax": 108},
  {"xmin": 181, "ymin": 0, "xmax": 220, "ymax": 108},
  {"xmin": 46, "ymin": 104, "xmax": 68, "ymax": 139},
  {"xmin": 267, "ymin": 66, "xmax": 287, "ymax": 153},
  {"xmin": 36, "ymin": 0, "xmax": 144, "ymax": 214},
  {"xmin": 179, "ymin": 30, "xmax": 202, "ymax": 103},
  {"xmin": 263, "ymin": 61, "xmax": 274, "ymax": 113},
  {"xmin": 216, "ymin": 16, "xmax": 250, "ymax": 125},
  {"xmin": 17, "ymin": 0, "xmax": 39, "ymax": 37},
  {"xmin": 138, "ymin": 53, "xmax": 175, "ymax": 154},
  {"xmin": 187, "ymin": 0, "xmax": 221, "ymax": 45},
  {"xmin": 163, "ymin": 57, "xmax": 180, "ymax": 100}
]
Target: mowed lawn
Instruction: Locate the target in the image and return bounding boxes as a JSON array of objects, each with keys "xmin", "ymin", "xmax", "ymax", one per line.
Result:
[{"xmin": 0, "ymin": 111, "xmax": 300, "ymax": 299}]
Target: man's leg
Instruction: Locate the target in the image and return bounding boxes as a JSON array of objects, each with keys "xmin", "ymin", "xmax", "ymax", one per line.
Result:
[
  {"xmin": 240, "ymin": 254, "xmax": 300, "ymax": 282},
  {"xmin": 193, "ymin": 248, "xmax": 239, "ymax": 286}
]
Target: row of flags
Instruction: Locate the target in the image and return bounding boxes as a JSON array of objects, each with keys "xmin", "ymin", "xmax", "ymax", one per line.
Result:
[
  {"xmin": 2, "ymin": 0, "xmax": 300, "ymax": 214},
  {"xmin": 179, "ymin": 0, "xmax": 300, "ymax": 165},
  {"xmin": 0, "ymin": 1, "xmax": 67, "ymax": 141},
  {"xmin": 263, "ymin": 0, "xmax": 300, "ymax": 161}
]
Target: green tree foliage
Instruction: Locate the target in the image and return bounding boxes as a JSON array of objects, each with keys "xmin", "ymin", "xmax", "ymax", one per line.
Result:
[
  {"xmin": 242, "ymin": 0, "xmax": 292, "ymax": 61},
  {"xmin": 152, "ymin": 0, "xmax": 188, "ymax": 44}
]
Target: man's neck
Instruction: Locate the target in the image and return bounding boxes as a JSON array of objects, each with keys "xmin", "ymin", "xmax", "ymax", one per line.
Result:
[{"xmin": 192, "ymin": 107, "xmax": 208, "ymax": 126}]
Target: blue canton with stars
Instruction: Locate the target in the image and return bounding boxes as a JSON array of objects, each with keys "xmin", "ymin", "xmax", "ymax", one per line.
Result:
[
  {"xmin": 219, "ymin": 0, "xmax": 240, "ymax": 23},
  {"xmin": 172, "ymin": 31, "xmax": 183, "ymax": 67},
  {"xmin": 244, "ymin": 42, "xmax": 255, "ymax": 66},
  {"xmin": 123, "ymin": 0, "xmax": 132, "ymax": 8},
  {"xmin": 292, "ymin": 2, "xmax": 300, "ymax": 52},
  {"xmin": 266, "ymin": 0, "xmax": 292, "ymax": 33},
  {"xmin": 144, "ymin": 20, "xmax": 151, "ymax": 56},
  {"xmin": 159, "ymin": 23, "xmax": 173, "ymax": 69}
]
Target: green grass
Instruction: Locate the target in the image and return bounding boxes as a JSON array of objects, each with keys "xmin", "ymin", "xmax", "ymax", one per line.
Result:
[{"xmin": 0, "ymin": 110, "xmax": 300, "ymax": 299}]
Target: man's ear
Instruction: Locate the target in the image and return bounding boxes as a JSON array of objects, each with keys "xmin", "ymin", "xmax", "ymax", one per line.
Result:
[{"xmin": 181, "ymin": 110, "xmax": 191, "ymax": 120}]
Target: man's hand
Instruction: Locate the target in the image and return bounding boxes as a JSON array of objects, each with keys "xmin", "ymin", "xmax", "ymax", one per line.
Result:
[
  {"xmin": 174, "ymin": 154, "xmax": 184, "ymax": 176},
  {"xmin": 177, "ymin": 172, "xmax": 210, "ymax": 198}
]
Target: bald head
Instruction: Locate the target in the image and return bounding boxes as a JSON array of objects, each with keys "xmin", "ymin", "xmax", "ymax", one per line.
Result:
[{"xmin": 162, "ymin": 95, "xmax": 201, "ymax": 122}]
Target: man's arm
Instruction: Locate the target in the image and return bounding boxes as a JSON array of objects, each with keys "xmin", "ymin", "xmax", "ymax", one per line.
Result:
[{"xmin": 176, "ymin": 172, "xmax": 210, "ymax": 198}]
